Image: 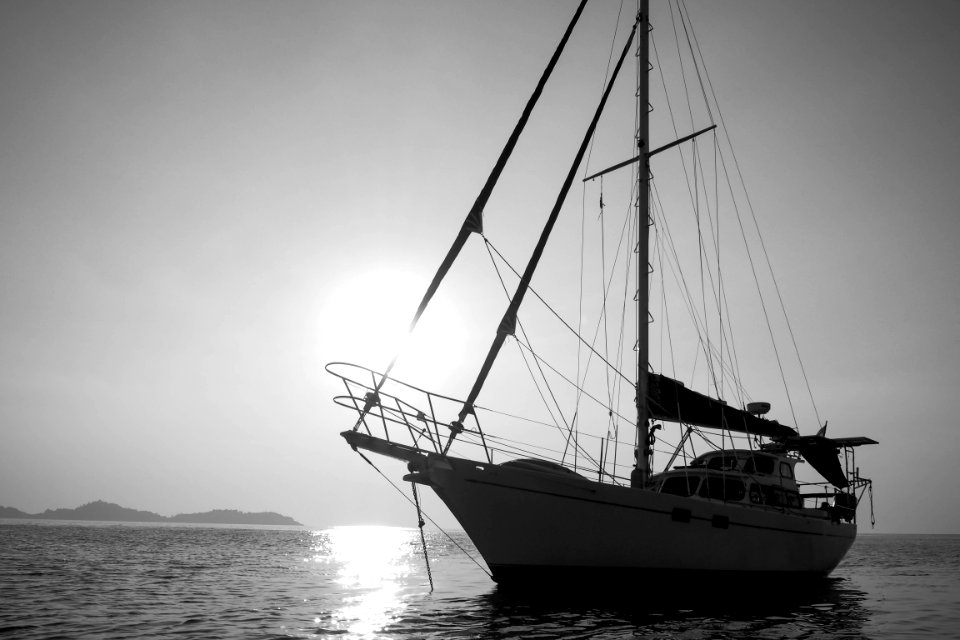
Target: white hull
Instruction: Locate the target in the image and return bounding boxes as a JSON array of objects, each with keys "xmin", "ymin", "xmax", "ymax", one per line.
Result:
[{"xmin": 413, "ymin": 450, "xmax": 855, "ymax": 582}]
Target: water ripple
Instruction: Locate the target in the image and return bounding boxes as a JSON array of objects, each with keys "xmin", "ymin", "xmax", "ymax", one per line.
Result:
[{"xmin": 1, "ymin": 523, "xmax": 958, "ymax": 639}]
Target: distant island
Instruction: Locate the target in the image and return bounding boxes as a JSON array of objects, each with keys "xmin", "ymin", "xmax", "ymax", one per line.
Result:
[{"xmin": 0, "ymin": 500, "xmax": 301, "ymax": 526}]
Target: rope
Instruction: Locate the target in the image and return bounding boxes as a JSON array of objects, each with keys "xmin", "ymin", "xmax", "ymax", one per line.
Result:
[
  {"xmin": 352, "ymin": 450, "xmax": 493, "ymax": 579},
  {"xmin": 651, "ymin": 182, "xmax": 745, "ymax": 397},
  {"xmin": 481, "ymin": 238, "xmax": 584, "ymax": 463},
  {"xmin": 484, "ymin": 238, "xmax": 633, "ymax": 386},
  {"xmin": 512, "ymin": 339, "xmax": 634, "ymax": 426},
  {"xmin": 678, "ymin": 0, "xmax": 821, "ymax": 430},
  {"xmin": 410, "ymin": 482, "xmax": 434, "ymax": 591},
  {"xmin": 574, "ymin": 0, "xmax": 629, "ymax": 477},
  {"xmin": 486, "ymin": 226, "xmax": 631, "ymax": 473}
]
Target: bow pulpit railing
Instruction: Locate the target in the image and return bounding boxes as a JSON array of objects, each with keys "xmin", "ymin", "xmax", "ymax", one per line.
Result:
[{"xmin": 326, "ymin": 362, "xmax": 494, "ymax": 463}]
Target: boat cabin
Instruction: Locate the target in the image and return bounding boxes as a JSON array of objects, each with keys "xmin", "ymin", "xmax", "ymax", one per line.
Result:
[{"xmin": 651, "ymin": 449, "xmax": 803, "ymax": 509}]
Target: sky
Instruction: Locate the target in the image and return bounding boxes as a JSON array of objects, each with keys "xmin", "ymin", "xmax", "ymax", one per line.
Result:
[{"xmin": 1, "ymin": 0, "xmax": 958, "ymax": 534}]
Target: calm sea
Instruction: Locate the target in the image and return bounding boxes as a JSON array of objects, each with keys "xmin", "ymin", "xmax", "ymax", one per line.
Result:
[{"xmin": 1, "ymin": 521, "xmax": 958, "ymax": 639}]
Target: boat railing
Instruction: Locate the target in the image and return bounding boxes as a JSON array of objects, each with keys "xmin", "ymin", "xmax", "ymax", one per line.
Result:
[
  {"xmin": 326, "ymin": 361, "xmax": 496, "ymax": 462},
  {"xmin": 798, "ymin": 473, "xmax": 874, "ymax": 525},
  {"xmin": 326, "ymin": 361, "xmax": 625, "ymax": 475}
]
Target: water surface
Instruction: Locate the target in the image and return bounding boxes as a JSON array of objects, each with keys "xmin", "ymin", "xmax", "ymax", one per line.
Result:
[{"xmin": 1, "ymin": 522, "xmax": 957, "ymax": 639}]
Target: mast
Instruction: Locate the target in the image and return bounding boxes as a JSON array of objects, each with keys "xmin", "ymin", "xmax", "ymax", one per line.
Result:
[{"xmin": 634, "ymin": 0, "xmax": 651, "ymax": 486}]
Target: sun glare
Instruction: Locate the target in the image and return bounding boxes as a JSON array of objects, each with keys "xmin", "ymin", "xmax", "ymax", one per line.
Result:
[
  {"xmin": 320, "ymin": 267, "xmax": 468, "ymax": 388},
  {"xmin": 310, "ymin": 526, "xmax": 418, "ymax": 637}
]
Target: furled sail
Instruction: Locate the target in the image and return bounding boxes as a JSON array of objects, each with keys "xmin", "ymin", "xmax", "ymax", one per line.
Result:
[
  {"xmin": 646, "ymin": 373, "xmax": 798, "ymax": 440},
  {"xmin": 406, "ymin": 0, "xmax": 588, "ymax": 336},
  {"xmin": 352, "ymin": 0, "xmax": 588, "ymax": 425},
  {"xmin": 449, "ymin": 12, "xmax": 643, "ymax": 447}
]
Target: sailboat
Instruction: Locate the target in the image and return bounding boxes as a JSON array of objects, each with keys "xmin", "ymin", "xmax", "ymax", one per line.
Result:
[{"xmin": 328, "ymin": 1, "xmax": 876, "ymax": 584}]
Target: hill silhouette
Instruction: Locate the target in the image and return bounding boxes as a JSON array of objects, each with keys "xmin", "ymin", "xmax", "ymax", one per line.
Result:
[{"xmin": 0, "ymin": 500, "xmax": 301, "ymax": 526}]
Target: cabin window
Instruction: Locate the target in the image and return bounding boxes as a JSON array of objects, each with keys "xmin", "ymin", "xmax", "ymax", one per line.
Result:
[
  {"xmin": 749, "ymin": 483, "xmax": 763, "ymax": 504},
  {"xmin": 706, "ymin": 455, "xmax": 739, "ymax": 471},
  {"xmin": 698, "ymin": 477, "xmax": 746, "ymax": 502},
  {"xmin": 743, "ymin": 455, "xmax": 775, "ymax": 475},
  {"xmin": 660, "ymin": 476, "xmax": 700, "ymax": 497},
  {"xmin": 780, "ymin": 462, "xmax": 794, "ymax": 479},
  {"xmin": 759, "ymin": 485, "xmax": 800, "ymax": 508},
  {"xmin": 761, "ymin": 485, "xmax": 782, "ymax": 506}
]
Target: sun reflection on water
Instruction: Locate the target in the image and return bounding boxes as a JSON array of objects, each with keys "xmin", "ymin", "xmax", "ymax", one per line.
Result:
[{"xmin": 309, "ymin": 526, "xmax": 421, "ymax": 637}]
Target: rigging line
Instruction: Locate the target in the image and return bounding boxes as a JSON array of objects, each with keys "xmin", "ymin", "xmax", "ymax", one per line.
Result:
[
  {"xmin": 410, "ymin": 482, "xmax": 434, "ymax": 592},
  {"xmin": 515, "ymin": 331, "xmax": 575, "ymax": 453},
  {"xmin": 693, "ymin": 140, "xmax": 719, "ymax": 397},
  {"xmin": 713, "ymin": 131, "xmax": 730, "ymax": 404},
  {"xmin": 654, "ymin": 185, "xmax": 749, "ymax": 404},
  {"xmin": 473, "ymin": 406, "xmax": 570, "ymax": 430},
  {"xmin": 679, "ymin": 1, "xmax": 816, "ymax": 428},
  {"xmin": 689, "ymin": 141, "xmax": 733, "ymax": 399},
  {"xmin": 579, "ymin": 1, "xmax": 628, "ymax": 437},
  {"xmin": 577, "ymin": 3, "xmax": 633, "ymax": 457},
  {"xmin": 652, "ymin": 199, "xmax": 664, "ymax": 370},
  {"xmin": 687, "ymin": 123, "xmax": 745, "ymax": 408},
  {"xmin": 480, "ymin": 427, "xmax": 621, "ymax": 472},
  {"xmin": 651, "ymin": 20, "xmax": 720, "ymax": 293},
  {"xmin": 652, "ymin": 179, "xmax": 751, "ymax": 401},
  {"xmin": 515, "ymin": 334, "xmax": 593, "ymax": 467},
  {"xmin": 482, "ymin": 238, "xmax": 571, "ymax": 444},
  {"xmin": 652, "ymin": 21, "xmax": 729, "ymax": 395},
  {"xmin": 583, "ymin": 0, "xmax": 628, "ymax": 178},
  {"xmin": 453, "ymin": 13, "xmax": 642, "ymax": 440},
  {"xmin": 651, "ymin": 28, "xmax": 703, "ymax": 206},
  {"xmin": 359, "ymin": 0, "xmax": 590, "ymax": 419},
  {"xmin": 577, "ymin": 167, "xmax": 587, "ymax": 455},
  {"xmin": 598, "ymin": 179, "xmax": 618, "ymax": 448},
  {"xmin": 456, "ymin": 435, "xmax": 567, "ymax": 467},
  {"xmin": 691, "ymin": 133, "xmax": 733, "ymax": 400},
  {"xmin": 610, "ymin": 183, "xmax": 638, "ymax": 467},
  {"xmin": 653, "ymin": 216, "xmax": 670, "ymax": 373},
  {"xmin": 661, "ymin": 31, "xmax": 729, "ymax": 399},
  {"xmin": 652, "ymin": 181, "xmax": 707, "ymax": 365},
  {"xmin": 651, "ymin": 181, "xmax": 725, "ymax": 386},
  {"xmin": 677, "ymin": 0, "xmax": 714, "ymax": 122},
  {"xmin": 697, "ymin": 60, "xmax": 727, "ymax": 401},
  {"xmin": 470, "ymin": 428, "xmax": 580, "ymax": 457},
  {"xmin": 588, "ymin": 179, "xmax": 639, "ymax": 371},
  {"xmin": 484, "ymin": 239, "xmax": 632, "ymax": 387},
  {"xmin": 482, "ymin": 240, "xmax": 604, "ymax": 470},
  {"xmin": 513, "ymin": 339, "xmax": 635, "ymax": 428},
  {"xmin": 717, "ymin": 143, "xmax": 799, "ymax": 428},
  {"xmin": 337, "ymin": 371, "xmax": 603, "ymax": 446},
  {"xmin": 653, "ymin": 212, "xmax": 680, "ymax": 384},
  {"xmin": 352, "ymin": 449, "xmax": 492, "ymax": 579},
  {"xmin": 669, "ymin": 1, "xmax": 697, "ymax": 136},
  {"xmin": 706, "ymin": 139, "xmax": 748, "ymax": 412},
  {"xmin": 584, "ymin": 177, "xmax": 638, "ymax": 373},
  {"xmin": 694, "ymin": 134, "xmax": 724, "ymax": 392}
]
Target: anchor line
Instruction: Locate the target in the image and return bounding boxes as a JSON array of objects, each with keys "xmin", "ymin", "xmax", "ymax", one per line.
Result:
[
  {"xmin": 411, "ymin": 481, "xmax": 434, "ymax": 592},
  {"xmin": 352, "ymin": 449, "xmax": 493, "ymax": 579}
]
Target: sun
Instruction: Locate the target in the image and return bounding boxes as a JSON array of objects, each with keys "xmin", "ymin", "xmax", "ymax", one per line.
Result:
[{"xmin": 319, "ymin": 266, "xmax": 468, "ymax": 390}]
